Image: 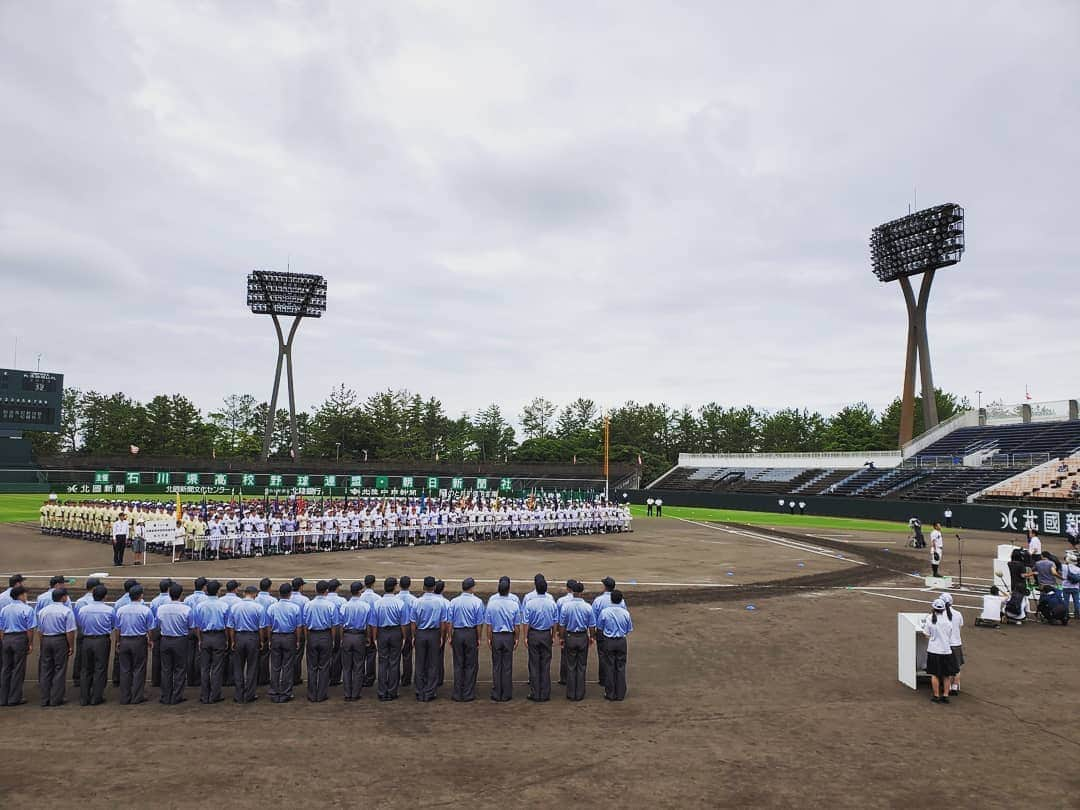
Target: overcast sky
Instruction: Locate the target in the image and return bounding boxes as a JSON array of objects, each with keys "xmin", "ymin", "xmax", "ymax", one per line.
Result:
[{"xmin": 2, "ymin": 1, "xmax": 1077, "ymax": 423}]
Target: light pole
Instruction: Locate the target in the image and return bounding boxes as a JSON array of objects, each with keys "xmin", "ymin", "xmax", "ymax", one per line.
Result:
[
  {"xmin": 335, "ymin": 442, "xmax": 341, "ymax": 461},
  {"xmin": 975, "ymin": 390, "xmax": 983, "ymax": 411},
  {"xmin": 246, "ymin": 270, "xmax": 328, "ymax": 462}
]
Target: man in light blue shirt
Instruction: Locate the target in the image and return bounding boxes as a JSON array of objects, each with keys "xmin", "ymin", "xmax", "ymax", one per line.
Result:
[
  {"xmin": 591, "ymin": 577, "xmax": 618, "ymax": 688},
  {"xmin": 116, "ymin": 584, "xmax": 155, "ymax": 705},
  {"xmin": 326, "ymin": 579, "xmax": 346, "ymax": 687},
  {"xmin": 76, "ymin": 583, "xmax": 115, "ymax": 706},
  {"xmin": 183, "ymin": 577, "xmax": 209, "ymax": 688},
  {"xmin": 194, "ymin": 581, "xmax": 229, "ymax": 704},
  {"xmin": 0, "ymin": 574, "xmax": 25, "ymax": 613},
  {"xmin": 255, "ymin": 578, "xmax": 276, "ymax": 687},
  {"xmin": 220, "ymin": 580, "xmax": 243, "ymax": 688},
  {"xmin": 597, "ymin": 590, "xmax": 633, "ymax": 701},
  {"xmin": 227, "ymin": 585, "xmax": 268, "ymax": 704},
  {"xmin": 149, "ymin": 579, "xmax": 172, "ymax": 689},
  {"xmin": 157, "ymin": 583, "xmax": 193, "ymax": 705},
  {"xmin": 36, "ymin": 574, "xmax": 67, "ymax": 615},
  {"xmin": 289, "ymin": 577, "xmax": 310, "ymax": 687},
  {"xmin": 434, "ymin": 579, "xmax": 450, "ymax": 687},
  {"xmin": 521, "ymin": 575, "xmax": 558, "ymax": 702},
  {"xmin": 398, "ymin": 575, "xmax": 417, "ymax": 687},
  {"xmin": 374, "ymin": 577, "xmax": 409, "ymax": 701},
  {"xmin": 556, "ymin": 579, "xmax": 576, "ymax": 686},
  {"xmin": 38, "ymin": 588, "xmax": 77, "ymax": 706},
  {"xmin": 450, "ymin": 577, "xmax": 485, "ymax": 702},
  {"xmin": 557, "ymin": 581, "xmax": 595, "ymax": 701},
  {"xmin": 410, "ymin": 577, "xmax": 444, "ymax": 701},
  {"xmin": 0, "ymin": 585, "xmax": 36, "ymax": 706},
  {"xmin": 266, "ymin": 582, "xmax": 303, "ymax": 703},
  {"xmin": 359, "ymin": 575, "xmax": 380, "ymax": 688},
  {"xmin": 485, "ymin": 576, "xmax": 521, "ymax": 702},
  {"xmin": 110, "ymin": 578, "xmax": 137, "ymax": 687},
  {"xmin": 341, "ymin": 581, "xmax": 376, "ymax": 701},
  {"xmin": 303, "ymin": 581, "xmax": 341, "ymax": 702},
  {"xmin": 72, "ymin": 576, "xmax": 102, "ymax": 690}
]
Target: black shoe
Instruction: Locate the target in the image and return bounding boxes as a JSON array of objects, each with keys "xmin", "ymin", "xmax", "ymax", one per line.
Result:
[
  {"xmin": 940, "ymin": 696, "xmax": 950, "ymax": 704},
  {"xmin": 930, "ymin": 696, "xmax": 941, "ymax": 703}
]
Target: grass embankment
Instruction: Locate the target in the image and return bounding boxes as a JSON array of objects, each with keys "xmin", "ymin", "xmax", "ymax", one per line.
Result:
[{"xmin": 627, "ymin": 503, "xmax": 908, "ymax": 534}]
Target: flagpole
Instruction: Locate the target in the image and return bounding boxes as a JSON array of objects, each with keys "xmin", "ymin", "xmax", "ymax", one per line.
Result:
[{"xmin": 603, "ymin": 413, "xmax": 610, "ymax": 503}]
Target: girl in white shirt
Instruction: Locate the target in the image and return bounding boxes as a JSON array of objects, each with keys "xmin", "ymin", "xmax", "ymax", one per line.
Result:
[
  {"xmin": 940, "ymin": 593, "xmax": 964, "ymax": 695},
  {"xmin": 921, "ymin": 598, "xmax": 958, "ymax": 703}
]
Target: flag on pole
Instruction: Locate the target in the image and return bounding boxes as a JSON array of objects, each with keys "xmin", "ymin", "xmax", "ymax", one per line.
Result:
[
  {"xmin": 1025, "ymin": 385, "xmax": 1032, "ymax": 401},
  {"xmin": 175, "ymin": 492, "xmax": 182, "ymax": 523}
]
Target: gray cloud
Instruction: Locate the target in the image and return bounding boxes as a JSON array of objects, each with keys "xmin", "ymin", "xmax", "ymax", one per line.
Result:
[{"xmin": 1, "ymin": 0, "xmax": 1077, "ymax": 422}]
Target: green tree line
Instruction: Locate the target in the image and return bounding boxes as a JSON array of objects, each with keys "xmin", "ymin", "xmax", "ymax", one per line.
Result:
[{"xmin": 29, "ymin": 386, "xmax": 965, "ymax": 483}]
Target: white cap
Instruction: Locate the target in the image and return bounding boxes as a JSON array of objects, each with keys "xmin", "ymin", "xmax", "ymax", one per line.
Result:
[{"xmin": 932, "ymin": 598, "xmax": 946, "ymax": 610}]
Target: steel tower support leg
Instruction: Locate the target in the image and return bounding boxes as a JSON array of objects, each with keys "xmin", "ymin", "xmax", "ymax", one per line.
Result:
[
  {"xmin": 897, "ymin": 271, "xmax": 939, "ymax": 448},
  {"xmin": 899, "ymin": 277, "xmax": 919, "ymax": 447},
  {"xmin": 915, "ymin": 270, "xmax": 938, "ymax": 429},
  {"xmin": 263, "ymin": 313, "xmax": 287, "ymax": 461}
]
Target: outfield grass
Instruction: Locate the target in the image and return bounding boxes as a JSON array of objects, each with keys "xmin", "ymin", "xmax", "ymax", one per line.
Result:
[
  {"xmin": 0, "ymin": 492, "xmax": 241, "ymax": 524},
  {"xmin": 627, "ymin": 503, "xmax": 908, "ymax": 534}
]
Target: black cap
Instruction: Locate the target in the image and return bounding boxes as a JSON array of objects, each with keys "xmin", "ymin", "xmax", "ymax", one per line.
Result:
[
  {"xmin": 462, "ymin": 577, "xmax": 476, "ymax": 590},
  {"xmin": 7, "ymin": 574, "xmax": 23, "ymax": 587},
  {"xmin": 129, "ymin": 584, "xmax": 144, "ymax": 600},
  {"xmin": 350, "ymin": 581, "xmax": 363, "ymax": 595},
  {"xmin": 364, "ymin": 574, "xmax": 376, "ymax": 587},
  {"xmin": 423, "ymin": 575, "xmax": 436, "ymax": 589},
  {"xmin": 279, "ymin": 583, "xmax": 293, "ymax": 597},
  {"xmin": 384, "ymin": 576, "xmax": 397, "ymax": 592},
  {"xmin": 292, "ymin": 577, "xmax": 305, "ymax": 589},
  {"xmin": 49, "ymin": 574, "xmax": 65, "ymax": 587},
  {"xmin": 226, "ymin": 579, "xmax": 239, "ymax": 592},
  {"xmin": 159, "ymin": 578, "xmax": 172, "ymax": 592},
  {"xmin": 194, "ymin": 576, "xmax": 208, "ymax": 589},
  {"xmin": 315, "ymin": 580, "xmax": 328, "ymax": 594},
  {"xmin": 92, "ymin": 584, "xmax": 108, "ymax": 601},
  {"xmin": 328, "ymin": 578, "xmax": 341, "ymax": 589},
  {"xmin": 85, "ymin": 577, "xmax": 101, "ymax": 590},
  {"xmin": 566, "ymin": 579, "xmax": 576, "ymax": 589},
  {"xmin": 602, "ymin": 576, "xmax": 616, "ymax": 590}
]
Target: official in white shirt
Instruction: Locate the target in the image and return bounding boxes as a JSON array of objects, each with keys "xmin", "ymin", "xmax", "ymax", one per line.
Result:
[
  {"xmin": 929, "ymin": 523, "xmax": 944, "ymax": 577},
  {"xmin": 112, "ymin": 513, "xmax": 130, "ymax": 567}
]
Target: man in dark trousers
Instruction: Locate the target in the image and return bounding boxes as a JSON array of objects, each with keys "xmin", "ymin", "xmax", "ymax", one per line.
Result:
[
  {"xmin": 0, "ymin": 585, "xmax": 37, "ymax": 706},
  {"xmin": 227, "ymin": 585, "xmax": 267, "ymax": 704},
  {"xmin": 556, "ymin": 580, "xmax": 576, "ymax": 685},
  {"xmin": 193, "ymin": 580, "xmax": 229, "ymax": 704},
  {"xmin": 303, "ymin": 580, "xmax": 339, "ymax": 702},
  {"xmin": 359, "ymin": 574, "xmax": 380, "ymax": 687},
  {"xmin": 115, "ymin": 584, "xmax": 154, "ymax": 704},
  {"xmin": 183, "ymin": 577, "xmax": 208, "ymax": 687},
  {"xmin": 340, "ymin": 581, "xmax": 376, "ymax": 701},
  {"xmin": 266, "ymin": 582, "xmax": 303, "ymax": 703},
  {"xmin": 448, "ymin": 577, "xmax": 484, "ymax": 702},
  {"xmin": 557, "ymin": 581, "xmax": 595, "ymax": 701},
  {"xmin": 71, "ymin": 576, "xmax": 102, "ymax": 689},
  {"xmin": 521, "ymin": 576, "xmax": 557, "ymax": 701},
  {"xmin": 157, "ymin": 583, "xmax": 192, "ymax": 705},
  {"xmin": 484, "ymin": 576, "xmax": 520, "ymax": 702},
  {"xmin": 37, "ymin": 588, "xmax": 77, "ymax": 707},
  {"xmin": 374, "ymin": 577, "xmax": 408, "ymax": 701},
  {"xmin": 149, "ymin": 579, "xmax": 173, "ymax": 688},
  {"xmin": 397, "ymin": 575, "xmax": 417, "ymax": 687},
  {"xmin": 410, "ymin": 576, "xmax": 443, "ymax": 701},
  {"xmin": 597, "ymin": 589, "xmax": 633, "ymax": 701},
  {"xmin": 75, "ymin": 583, "xmax": 115, "ymax": 705},
  {"xmin": 592, "ymin": 577, "xmax": 617, "ymax": 687}
]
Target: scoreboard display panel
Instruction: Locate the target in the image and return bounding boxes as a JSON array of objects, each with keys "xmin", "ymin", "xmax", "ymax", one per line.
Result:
[{"xmin": 0, "ymin": 369, "xmax": 63, "ymax": 432}]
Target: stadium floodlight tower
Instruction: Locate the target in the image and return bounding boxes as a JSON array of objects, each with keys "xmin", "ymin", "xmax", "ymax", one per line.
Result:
[
  {"xmin": 247, "ymin": 270, "xmax": 327, "ymax": 461},
  {"xmin": 870, "ymin": 203, "xmax": 965, "ymax": 446}
]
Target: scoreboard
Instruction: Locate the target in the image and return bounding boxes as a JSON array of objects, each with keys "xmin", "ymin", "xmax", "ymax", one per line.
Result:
[{"xmin": 0, "ymin": 369, "xmax": 64, "ymax": 433}]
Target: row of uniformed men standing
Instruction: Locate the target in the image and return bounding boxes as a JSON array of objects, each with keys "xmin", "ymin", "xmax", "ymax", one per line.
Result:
[{"xmin": 0, "ymin": 572, "xmax": 633, "ymax": 706}]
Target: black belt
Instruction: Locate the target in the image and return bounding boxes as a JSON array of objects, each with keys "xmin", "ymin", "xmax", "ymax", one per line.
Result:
[
  {"xmin": 235, "ymin": 630, "xmax": 259, "ymax": 634},
  {"xmin": 44, "ymin": 633, "xmax": 67, "ymax": 638},
  {"xmin": 3, "ymin": 631, "xmax": 26, "ymax": 636},
  {"xmin": 528, "ymin": 626, "xmax": 553, "ymax": 632},
  {"xmin": 492, "ymin": 630, "xmax": 514, "ymax": 635},
  {"xmin": 162, "ymin": 634, "xmax": 187, "ymax": 639},
  {"xmin": 453, "ymin": 625, "xmax": 478, "ymax": 630},
  {"xmin": 272, "ymin": 631, "xmax": 296, "ymax": 636},
  {"xmin": 201, "ymin": 629, "xmax": 225, "ymax": 634},
  {"xmin": 308, "ymin": 627, "xmax": 331, "ymax": 633},
  {"xmin": 604, "ymin": 635, "xmax": 625, "ymax": 640},
  {"xmin": 120, "ymin": 634, "xmax": 147, "ymax": 638},
  {"xmin": 343, "ymin": 629, "xmax": 365, "ymax": 634},
  {"xmin": 566, "ymin": 630, "xmax": 587, "ymax": 635},
  {"xmin": 379, "ymin": 625, "xmax": 402, "ymax": 630},
  {"xmin": 83, "ymin": 634, "xmax": 109, "ymax": 639}
]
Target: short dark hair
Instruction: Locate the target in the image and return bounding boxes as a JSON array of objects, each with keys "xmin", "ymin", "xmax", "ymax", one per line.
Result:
[
  {"xmin": 434, "ymin": 580, "xmax": 445, "ymax": 595},
  {"xmin": 611, "ymin": 589, "xmax": 624, "ymax": 605},
  {"xmin": 384, "ymin": 577, "xmax": 397, "ymax": 593},
  {"xmin": 315, "ymin": 581, "xmax": 328, "ymax": 594},
  {"xmin": 92, "ymin": 584, "xmax": 108, "ymax": 601},
  {"xmin": 291, "ymin": 577, "xmax": 305, "ymax": 589},
  {"xmin": 159, "ymin": 579, "xmax": 172, "ymax": 593},
  {"xmin": 10, "ymin": 585, "xmax": 26, "ymax": 599},
  {"xmin": 8, "ymin": 574, "xmax": 23, "ymax": 587},
  {"xmin": 364, "ymin": 574, "xmax": 376, "ymax": 587},
  {"xmin": 169, "ymin": 583, "xmax": 183, "ymax": 600},
  {"xmin": 52, "ymin": 587, "xmax": 68, "ymax": 602},
  {"xmin": 260, "ymin": 578, "xmax": 272, "ymax": 591},
  {"xmin": 279, "ymin": 583, "xmax": 293, "ymax": 597},
  {"xmin": 244, "ymin": 585, "xmax": 258, "ymax": 595},
  {"xmin": 226, "ymin": 580, "xmax": 239, "ymax": 592},
  {"xmin": 989, "ymin": 585, "xmax": 1000, "ymax": 595},
  {"xmin": 129, "ymin": 584, "xmax": 144, "ymax": 600},
  {"xmin": 536, "ymin": 579, "xmax": 548, "ymax": 595},
  {"xmin": 206, "ymin": 580, "xmax": 221, "ymax": 596},
  {"xmin": 350, "ymin": 581, "xmax": 363, "ymax": 595},
  {"xmin": 49, "ymin": 574, "xmax": 65, "ymax": 587},
  {"xmin": 400, "ymin": 575, "xmax": 411, "ymax": 589},
  {"xmin": 194, "ymin": 576, "xmax": 208, "ymax": 590}
]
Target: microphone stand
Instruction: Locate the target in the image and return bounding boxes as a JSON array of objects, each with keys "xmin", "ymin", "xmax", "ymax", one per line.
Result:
[{"xmin": 956, "ymin": 533, "xmax": 963, "ymax": 588}]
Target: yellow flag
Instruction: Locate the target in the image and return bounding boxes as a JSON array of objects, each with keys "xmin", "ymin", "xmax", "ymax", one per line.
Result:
[{"xmin": 176, "ymin": 492, "xmax": 182, "ymax": 523}]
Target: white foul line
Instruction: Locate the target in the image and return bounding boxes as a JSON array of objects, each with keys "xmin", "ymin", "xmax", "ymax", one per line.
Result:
[{"xmin": 675, "ymin": 519, "xmax": 867, "ymax": 565}]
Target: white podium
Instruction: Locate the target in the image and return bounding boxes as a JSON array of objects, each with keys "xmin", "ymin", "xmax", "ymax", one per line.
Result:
[{"xmin": 897, "ymin": 612, "xmax": 929, "ymax": 689}]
